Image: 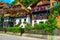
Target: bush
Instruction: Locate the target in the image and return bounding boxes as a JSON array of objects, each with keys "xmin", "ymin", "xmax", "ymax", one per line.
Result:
[
  {"xmin": 12, "ymin": 27, "xmax": 20, "ymax": 33},
  {"xmin": 24, "ymin": 22, "xmax": 55, "ymax": 35},
  {"xmin": 7, "ymin": 27, "xmax": 20, "ymax": 33},
  {"xmin": 57, "ymin": 27, "xmax": 60, "ymax": 32},
  {"xmin": 14, "ymin": 24, "xmax": 20, "ymax": 27},
  {"xmin": 34, "ymin": 23, "xmax": 47, "ymax": 30},
  {"xmin": 7, "ymin": 27, "xmax": 12, "ymax": 32},
  {"xmin": 24, "ymin": 23, "xmax": 33, "ymax": 33}
]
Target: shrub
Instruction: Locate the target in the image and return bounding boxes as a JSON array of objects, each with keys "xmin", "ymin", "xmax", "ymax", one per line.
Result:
[
  {"xmin": 14, "ymin": 24, "xmax": 20, "ymax": 27},
  {"xmin": 12, "ymin": 27, "xmax": 20, "ymax": 33},
  {"xmin": 7, "ymin": 27, "xmax": 20, "ymax": 33},
  {"xmin": 7, "ymin": 27, "xmax": 12, "ymax": 32},
  {"xmin": 34, "ymin": 23, "xmax": 47, "ymax": 30},
  {"xmin": 57, "ymin": 27, "xmax": 60, "ymax": 32},
  {"xmin": 24, "ymin": 23, "xmax": 33, "ymax": 33}
]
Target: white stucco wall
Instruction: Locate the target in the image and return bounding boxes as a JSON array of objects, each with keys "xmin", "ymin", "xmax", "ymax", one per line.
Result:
[
  {"xmin": 15, "ymin": 18, "xmax": 25, "ymax": 25},
  {"xmin": 15, "ymin": 17, "xmax": 31, "ymax": 27},
  {"xmin": 16, "ymin": 19, "xmax": 20, "ymax": 24},
  {"xmin": 32, "ymin": 19, "xmax": 47, "ymax": 26},
  {"xmin": 15, "ymin": 17, "xmax": 30, "ymax": 24},
  {"xmin": 26, "ymin": 17, "xmax": 30, "ymax": 24}
]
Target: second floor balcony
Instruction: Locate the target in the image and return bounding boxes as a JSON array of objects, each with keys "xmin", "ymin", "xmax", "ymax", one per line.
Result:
[{"xmin": 31, "ymin": 6, "xmax": 50, "ymax": 13}]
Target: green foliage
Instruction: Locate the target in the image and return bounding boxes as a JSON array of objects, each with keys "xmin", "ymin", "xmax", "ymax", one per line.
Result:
[
  {"xmin": 12, "ymin": 0, "xmax": 37, "ymax": 7},
  {"xmin": 6, "ymin": 14, "xmax": 57, "ymax": 35},
  {"xmin": 46, "ymin": 14, "xmax": 57, "ymax": 35},
  {"xmin": 12, "ymin": 27, "xmax": 20, "ymax": 33},
  {"xmin": 50, "ymin": 4, "xmax": 60, "ymax": 14},
  {"xmin": 34, "ymin": 23, "xmax": 47, "ymax": 30},
  {"xmin": 54, "ymin": 11, "xmax": 58, "ymax": 16},
  {"xmin": 7, "ymin": 27, "xmax": 12, "ymax": 32},
  {"xmin": 24, "ymin": 23, "xmax": 33, "ymax": 33},
  {"xmin": 49, "ymin": 4, "xmax": 60, "ymax": 35},
  {"xmin": 57, "ymin": 27, "xmax": 60, "ymax": 32},
  {"xmin": 24, "ymin": 21, "xmax": 56, "ymax": 35},
  {"xmin": 7, "ymin": 27, "xmax": 20, "ymax": 33},
  {"xmin": 14, "ymin": 24, "xmax": 20, "ymax": 27}
]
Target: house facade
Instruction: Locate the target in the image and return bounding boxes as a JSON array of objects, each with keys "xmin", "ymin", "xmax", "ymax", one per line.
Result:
[
  {"xmin": 0, "ymin": 0, "xmax": 60, "ymax": 28},
  {"xmin": 0, "ymin": 2, "xmax": 10, "ymax": 28},
  {"xmin": 0, "ymin": 2, "xmax": 31, "ymax": 28},
  {"xmin": 28, "ymin": 0, "xmax": 50, "ymax": 26},
  {"xmin": 11, "ymin": 2, "xmax": 31, "ymax": 26},
  {"xmin": 28, "ymin": 0, "xmax": 60, "ymax": 26}
]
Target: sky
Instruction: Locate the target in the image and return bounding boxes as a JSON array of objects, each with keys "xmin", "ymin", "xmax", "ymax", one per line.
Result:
[{"xmin": 0, "ymin": 0, "xmax": 14, "ymax": 4}]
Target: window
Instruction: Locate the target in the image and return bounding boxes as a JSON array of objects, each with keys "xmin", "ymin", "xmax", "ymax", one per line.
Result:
[
  {"xmin": 39, "ymin": 21, "xmax": 44, "ymax": 23},
  {"xmin": 24, "ymin": 19, "xmax": 26, "ymax": 21},
  {"xmin": 52, "ymin": 1, "xmax": 58, "ymax": 6}
]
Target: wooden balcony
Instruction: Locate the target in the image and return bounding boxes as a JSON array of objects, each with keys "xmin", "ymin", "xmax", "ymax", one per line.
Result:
[
  {"xmin": 34, "ymin": 16, "xmax": 47, "ymax": 20},
  {"xmin": 31, "ymin": 7, "xmax": 46, "ymax": 13}
]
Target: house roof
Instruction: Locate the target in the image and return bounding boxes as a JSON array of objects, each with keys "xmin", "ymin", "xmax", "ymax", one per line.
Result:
[
  {"xmin": 0, "ymin": 2, "xmax": 10, "ymax": 13},
  {"xmin": 0, "ymin": 2, "xmax": 30, "ymax": 17},
  {"xmin": 12, "ymin": 2, "xmax": 29, "ymax": 13},
  {"xmin": 30, "ymin": 0, "xmax": 50, "ymax": 8},
  {"xmin": 0, "ymin": 2, "xmax": 4, "ymax": 5}
]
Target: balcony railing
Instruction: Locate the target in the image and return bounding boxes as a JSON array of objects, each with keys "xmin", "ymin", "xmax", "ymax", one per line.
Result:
[
  {"xmin": 31, "ymin": 6, "xmax": 50, "ymax": 13},
  {"xmin": 34, "ymin": 16, "xmax": 47, "ymax": 20},
  {"xmin": 3, "ymin": 6, "xmax": 9, "ymax": 9}
]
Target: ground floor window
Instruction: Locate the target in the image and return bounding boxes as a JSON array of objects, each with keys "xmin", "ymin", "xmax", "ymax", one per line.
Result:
[{"xmin": 33, "ymin": 13, "xmax": 48, "ymax": 20}]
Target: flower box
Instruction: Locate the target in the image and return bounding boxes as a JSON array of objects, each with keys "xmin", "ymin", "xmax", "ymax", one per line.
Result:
[{"xmin": 31, "ymin": 7, "xmax": 46, "ymax": 13}]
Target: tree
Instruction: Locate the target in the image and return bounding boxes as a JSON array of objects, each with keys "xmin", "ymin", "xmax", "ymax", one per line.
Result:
[
  {"xmin": 50, "ymin": 4, "xmax": 60, "ymax": 14},
  {"xmin": 12, "ymin": 0, "xmax": 37, "ymax": 7}
]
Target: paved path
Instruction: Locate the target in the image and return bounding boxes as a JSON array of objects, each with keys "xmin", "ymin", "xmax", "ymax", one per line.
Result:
[
  {"xmin": 48, "ymin": 36, "xmax": 60, "ymax": 40},
  {"xmin": 0, "ymin": 34, "xmax": 45, "ymax": 40},
  {"xmin": 1, "ymin": 32, "xmax": 60, "ymax": 40}
]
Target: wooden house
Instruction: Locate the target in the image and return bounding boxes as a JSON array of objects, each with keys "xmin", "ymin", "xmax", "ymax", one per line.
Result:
[
  {"xmin": 0, "ymin": 2, "xmax": 10, "ymax": 28},
  {"xmin": 8, "ymin": 2, "xmax": 30, "ymax": 26},
  {"xmin": 28, "ymin": 0, "xmax": 60, "ymax": 26},
  {"xmin": 28, "ymin": 0, "xmax": 50, "ymax": 26},
  {"xmin": 0, "ymin": 1, "xmax": 30, "ymax": 27},
  {"xmin": 0, "ymin": 2, "xmax": 4, "ymax": 28},
  {"xmin": 0, "ymin": 0, "xmax": 60, "ymax": 28}
]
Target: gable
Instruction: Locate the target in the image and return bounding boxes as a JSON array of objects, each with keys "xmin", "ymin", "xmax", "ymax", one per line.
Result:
[{"xmin": 30, "ymin": 0, "xmax": 50, "ymax": 8}]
